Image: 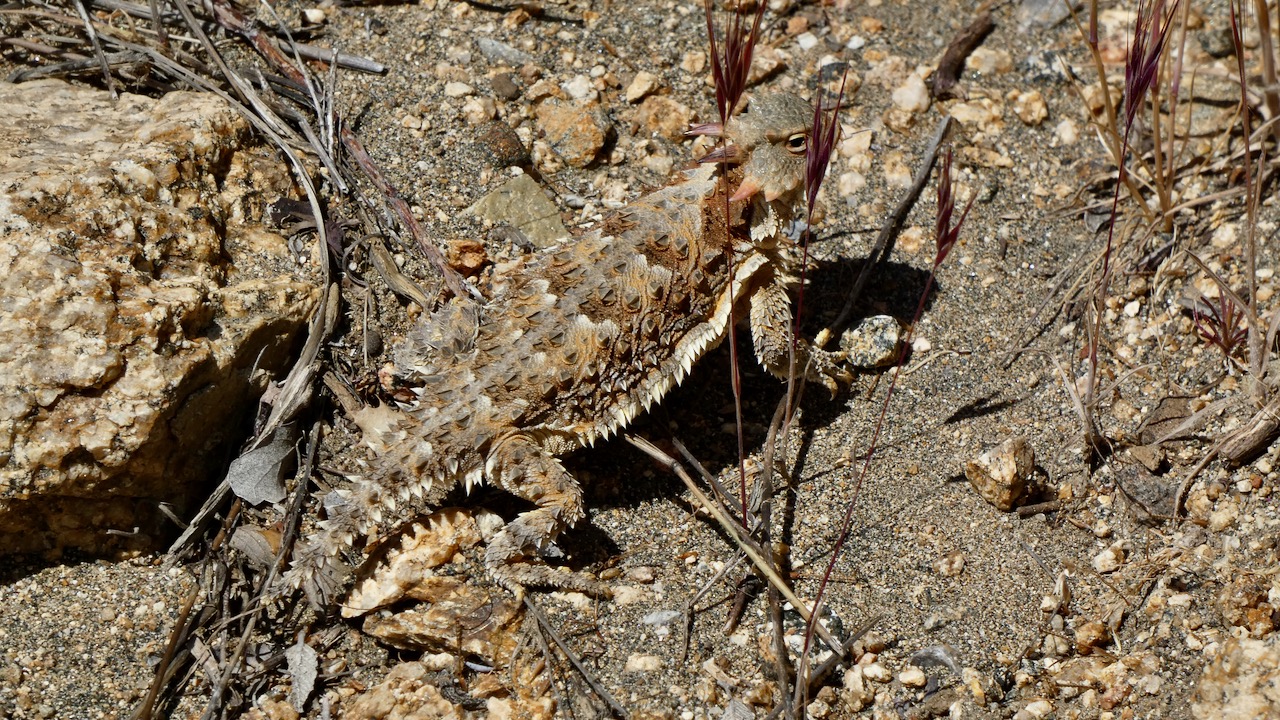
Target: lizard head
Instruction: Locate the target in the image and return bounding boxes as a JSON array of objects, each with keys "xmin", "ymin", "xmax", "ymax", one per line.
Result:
[{"xmin": 689, "ymin": 92, "xmax": 814, "ymax": 204}]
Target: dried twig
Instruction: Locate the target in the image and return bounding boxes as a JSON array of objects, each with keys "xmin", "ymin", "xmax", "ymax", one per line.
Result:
[
  {"xmin": 824, "ymin": 116, "xmax": 952, "ymax": 341},
  {"xmin": 71, "ymin": 0, "xmax": 117, "ymax": 96},
  {"xmin": 522, "ymin": 597, "xmax": 630, "ymax": 719},
  {"xmin": 625, "ymin": 435, "xmax": 847, "ymax": 655},
  {"xmin": 932, "ymin": 11, "xmax": 994, "ymax": 99}
]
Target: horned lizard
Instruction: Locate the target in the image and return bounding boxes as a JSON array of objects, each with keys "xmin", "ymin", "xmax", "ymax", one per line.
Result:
[{"xmin": 289, "ymin": 92, "xmax": 850, "ymax": 603}]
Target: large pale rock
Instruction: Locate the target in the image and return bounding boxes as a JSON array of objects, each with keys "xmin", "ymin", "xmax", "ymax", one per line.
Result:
[{"xmin": 0, "ymin": 80, "xmax": 320, "ymax": 555}]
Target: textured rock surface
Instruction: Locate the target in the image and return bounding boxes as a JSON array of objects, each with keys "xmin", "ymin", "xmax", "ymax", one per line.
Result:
[
  {"xmin": 0, "ymin": 80, "xmax": 320, "ymax": 555},
  {"xmin": 534, "ymin": 98, "xmax": 611, "ymax": 168},
  {"xmin": 965, "ymin": 436, "xmax": 1035, "ymax": 511},
  {"xmin": 1192, "ymin": 634, "xmax": 1280, "ymax": 719},
  {"xmin": 465, "ymin": 173, "xmax": 569, "ymax": 249}
]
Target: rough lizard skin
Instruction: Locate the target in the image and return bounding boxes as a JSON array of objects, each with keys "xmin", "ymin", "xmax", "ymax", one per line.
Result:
[{"xmin": 288, "ymin": 93, "xmax": 850, "ymax": 603}]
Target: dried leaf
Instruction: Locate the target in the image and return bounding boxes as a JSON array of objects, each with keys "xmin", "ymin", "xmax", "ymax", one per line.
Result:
[
  {"xmin": 228, "ymin": 425, "xmax": 295, "ymax": 505},
  {"xmin": 228, "ymin": 526, "xmax": 281, "ymax": 569},
  {"xmin": 285, "ymin": 636, "xmax": 318, "ymax": 710}
]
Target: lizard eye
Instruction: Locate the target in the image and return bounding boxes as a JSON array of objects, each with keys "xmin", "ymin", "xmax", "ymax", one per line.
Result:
[{"xmin": 785, "ymin": 133, "xmax": 808, "ymax": 155}]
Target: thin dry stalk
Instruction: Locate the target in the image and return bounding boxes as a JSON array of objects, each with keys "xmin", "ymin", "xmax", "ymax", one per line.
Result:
[
  {"xmin": 795, "ymin": 150, "xmax": 971, "ymax": 709},
  {"xmin": 824, "ymin": 115, "xmax": 952, "ymax": 340},
  {"xmin": 1061, "ymin": 0, "xmax": 1157, "ymax": 224},
  {"xmin": 624, "ymin": 435, "xmax": 847, "ymax": 655},
  {"xmin": 1252, "ymin": 0, "xmax": 1280, "ymax": 143},
  {"xmin": 521, "ymin": 597, "xmax": 630, "ymax": 719},
  {"xmin": 702, "ymin": 0, "xmax": 765, "ymax": 520},
  {"xmin": 1228, "ymin": 1, "xmax": 1267, "ymax": 391},
  {"xmin": 1077, "ymin": 0, "xmax": 1181, "ymax": 457}
]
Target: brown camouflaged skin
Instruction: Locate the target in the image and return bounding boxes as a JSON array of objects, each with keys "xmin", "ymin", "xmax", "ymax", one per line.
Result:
[{"xmin": 288, "ymin": 93, "xmax": 850, "ymax": 603}]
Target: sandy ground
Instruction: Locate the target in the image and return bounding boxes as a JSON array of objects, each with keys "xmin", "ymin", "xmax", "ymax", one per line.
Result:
[{"xmin": 3, "ymin": 0, "xmax": 1280, "ymax": 718}]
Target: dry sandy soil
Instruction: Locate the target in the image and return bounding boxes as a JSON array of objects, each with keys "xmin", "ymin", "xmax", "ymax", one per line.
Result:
[{"xmin": 3, "ymin": 0, "xmax": 1280, "ymax": 718}]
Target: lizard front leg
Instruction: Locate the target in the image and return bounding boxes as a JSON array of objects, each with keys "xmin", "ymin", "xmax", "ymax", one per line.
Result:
[
  {"xmin": 749, "ymin": 278, "xmax": 852, "ymax": 396},
  {"xmin": 483, "ymin": 433, "xmax": 612, "ymax": 598}
]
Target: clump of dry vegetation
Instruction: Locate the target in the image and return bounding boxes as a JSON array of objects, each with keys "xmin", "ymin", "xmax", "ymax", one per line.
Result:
[{"xmin": 1051, "ymin": 0, "xmax": 1280, "ymax": 476}]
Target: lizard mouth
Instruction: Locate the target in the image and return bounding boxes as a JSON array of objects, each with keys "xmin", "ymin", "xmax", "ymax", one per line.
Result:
[
  {"xmin": 692, "ymin": 144, "xmax": 768, "ymax": 201},
  {"xmin": 687, "ymin": 121, "xmax": 744, "ymax": 165},
  {"xmin": 694, "ymin": 143, "xmax": 742, "ymax": 165}
]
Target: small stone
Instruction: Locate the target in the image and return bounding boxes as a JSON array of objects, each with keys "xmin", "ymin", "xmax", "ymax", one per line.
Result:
[
  {"xmin": 443, "ymin": 81, "xmax": 474, "ymax": 98},
  {"xmin": 841, "ymin": 666, "xmax": 874, "ymax": 711},
  {"xmin": 612, "ymin": 585, "xmax": 648, "ymax": 605},
  {"xmin": 862, "ymin": 662, "xmax": 891, "ymax": 682},
  {"xmin": 898, "ymin": 225, "xmax": 925, "ymax": 254},
  {"xmin": 462, "ymin": 97, "xmax": 497, "ymax": 125},
  {"xmin": 805, "ymin": 699, "xmax": 831, "ymax": 718},
  {"xmin": 633, "ymin": 95, "xmax": 694, "ymax": 142},
  {"xmin": 899, "ymin": 666, "xmax": 927, "ymax": 687},
  {"xmin": 949, "ymin": 99, "xmax": 1004, "ymax": 135},
  {"xmin": 892, "ymin": 73, "xmax": 931, "ymax": 114},
  {"xmin": 1075, "ymin": 621, "xmax": 1111, "ymax": 655},
  {"xmin": 343, "ymin": 662, "xmax": 462, "ymax": 719},
  {"xmin": 446, "ymin": 238, "xmax": 489, "ymax": 277},
  {"xmin": 624, "ymin": 654, "xmax": 662, "ymax": 672},
  {"xmin": 965, "ymin": 437, "xmax": 1035, "ymax": 511},
  {"xmin": 1211, "ymin": 223, "xmax": 1238, "ymax": 249},
  {"xmin": 796, "ymin": 32, "xmax": 819, "ymax": 51},
  {"xmin": 624, "ymin": 566, "xmax": 656, "ymax": 583},
  {"xmin": 1054, "ymin": 118, "xmax": 1075, "ymax": 143},
  {"xmin": 625, "ymin": 71, "xmax": 660, "ymax": 103},
  {"xmin": 474, "ymin": 120, "xmax": 531, "ymax": 170},
  {"xmin": 837, "ymin": 170, "xmax": 866, "ymax": 197},
  {"xmin": 1217, "ymin": 575, "xmax": 1272, "ymax": 631},
  {"xmin": 934, "ymin": 550, "xmax": 966, "ymax": 577},
  {"xmin": 561, "ymin": 74, "xmax": 595, "ymax": 101},
  {"xmin": 491, "ymin": 72, "xmax": 521, "ymax": 100},
  {"xmin": 839, "ymin": 315, "xmax": 904, "ymax": 368},
  {"xmin": 961, "ymin": 667, "xmax": 988, "ymax": 705},
  {"xmin": 1091, "ymin": 542, "xmax": 1126, "ymax": 574},
  {"xmin": 743, "ymin": 681, "xmax": 773, "ymax": 706},
  {"xmin": 476, "ymin": 37, "xmax": 536, "ymax": 67},
  {"xmin": 746, "ymin": 51, "xmax": 785, "ymax": 86},
  {"xmin": 525, "ymin": 79, "xmax": 561, "ymax": 102},
  {"xmin": 882, "ymin": 149, "xmax": 915, "ymax": 185},
  {"xmin": 1010, "ymin": 89, "xmax": 1048, "ymax": 126},
  {"xmin": 535, "ymin": 98, "xmax": 611, "ymax": 168},
  {"xmin": 1208, "ymin": 500, "xmax": 1240, "ymax": 532},
  {"xmin": 966, "ymin": 47, "xmax": 1013, "ymax": 74},
  {"xmin": 1014, "ymin": 699, "xmax": 1053, "ymax": 719},
  {"xmin": 1128, "ymin": 444, "xmax": 1164, "ymax": 472},
  {"xmin": 302, "ymin": 8, "xmax": 326, "ymax": 24},
  {"xmin": 467, "ymin": 174, "xmax": 568, "ymax": 248},
  {"xmin": 680, "ymin": 51, "xmax": 707, "ymax": 74}
]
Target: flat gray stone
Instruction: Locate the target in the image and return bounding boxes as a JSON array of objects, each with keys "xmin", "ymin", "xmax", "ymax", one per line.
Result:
[{"xmin": 466, "ymin": 174, "xmax": 569, "ymax": 249}]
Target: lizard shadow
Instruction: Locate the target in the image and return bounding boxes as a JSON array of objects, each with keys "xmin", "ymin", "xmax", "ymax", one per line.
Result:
[{"xmin": 576, "ymin": 257, "xmax": 936, "ymax": 513}]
